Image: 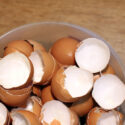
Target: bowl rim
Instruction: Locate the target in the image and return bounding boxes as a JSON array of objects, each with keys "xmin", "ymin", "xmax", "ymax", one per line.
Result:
[{"xmin": 0, "ymin": 21, "xmax": 125, "ymax": 78}]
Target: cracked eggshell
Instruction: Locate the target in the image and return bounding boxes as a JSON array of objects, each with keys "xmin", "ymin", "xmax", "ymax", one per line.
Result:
[
  {"xmin": 40, "ymin": 51, "xmax": 58, "ymax": 85},
  {"xmin": 93, "ymin": 64, "xmax": 115, "ymax": 82},
  {"xmin": 51, "ymin": 66, "xmax": 79, "ymax": 102},
  {"xmin": 0, "ymin": 102, "xmax": 10, "ymax": 125},
  {"xmin": 51, "ymin": 66, "xmax": 93, "ymax": 102},
  {"xmin": 4, "ymin": 40, "xmax": 34, "ymax": 57},
  {"xmin": 11, "ymin": 110, "xmax": 42, "ymax": 125},
  {"xmin": 0, "ymin": 52, "xmax": 33, "ymax": 106},
  {"xmin": 92, "ymin": 74, "xmax": 125, "ymax": 110},
  {"xmin": 41, "ymin": 85, "xmax": 55, "ymax": 104},
  {"xmin": 70, "ymin": 94, "xmax": 94, "ymax": 117},
  {"xmin": 40, "ymin": 100, "xmax": 71, "ymax": 125},
  {"xmin": 28, "ymin": 40, "xmax": 46, "ymax": 52},
  {"xmin": 86, "ymin": 107, "xmax": 123, "ymax": 125},
  {"xmin": 50, "ymin": 37, "xmax": 79, "ymax": 65},
  {"xmin": 75, "ymin": 38, "xmax": 110, "ymax": 73},
  {"xmin": 21, "ymin": 96, "xmax": 42, "ymax": 117}
]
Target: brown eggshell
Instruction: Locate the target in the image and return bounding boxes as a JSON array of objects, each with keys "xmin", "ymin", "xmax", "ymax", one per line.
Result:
[
  {"xmin": 51, "ymin": 66, "xmax": 79, "ymax": 102},
  {"xmin": 86, "ymin": 107, "xmax": 106, "ymax": 125},
  {"xmin": 70, "ymin": 94, "xmax": 94, "ymax": 117},
  {"xmin": 38, "ymin": 51, "xmax": 56, "ymax": 85},
  {"xmin": 70, "ymin": 110, "xmax": 80, "ymax": 125},
  {"xmin": 4, "ymin": 40, "xmax": 34, "ymax": 57},
  {"xmin": 0, "ymin": 84, "xmax": 32, "ymax": 107},
  {"xmin": 32, "ymin": 86, "xmax": 42, "ymax": 98},
  {"xmin": 4, "ymin": 47, "xmax": 18, "ymax": 57},
  {"xmin": 94, "ymin": 65, "xmax": 115, "ymax": 82},
  {"xmin": 41, "ymin": 85, "xmax": 55, "ymax": 104},
  {"xmin": 50, "ymin": 37, "xmax": 79, "ymax": 65},
  {"xmin": 28, "ymin": 40, "xmax": 46, "ymax": 52},
  {"xmin": 11, "ymin": 110, "xmax": 42, "ymax": 125},
  {"xmin": 86, "ymin": 107, "xmax": 123, "ymax": 125}
]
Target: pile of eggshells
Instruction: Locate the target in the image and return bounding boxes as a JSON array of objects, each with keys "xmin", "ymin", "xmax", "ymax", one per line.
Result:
[{"xmin": 0, "ymin": 37, "xmax": 125, "ymax": 125}]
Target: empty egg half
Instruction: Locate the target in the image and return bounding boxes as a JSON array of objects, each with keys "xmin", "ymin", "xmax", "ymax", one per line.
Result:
[
  {"xmin": 0, "ymin": 52, "xmax": 33, "ymax": 106},
  {"xmin": 75, "ymin": 38, "xmax": 110, "ymax": 73},
  {"xmin": 29, "ymin": 50, "xmax": 59, "ymax": 85},
  {"xmin": 4, "ymin": 40, "xmax": 34, "ymax": 57},
  {"xmin": 50, "ymin": 37, "xmax": 79, "ymax": 65},
  {"xmin": 86, "ymin": 107, "xmax": 123, "ymax": 125},
  {"xmin": 51, "ymin": 65, "xmax": 93, "ymax": 102},
  {"xmin": 40, "ymin": 100, "xmax": 79, "ymax": 125},
  {"xmin": 92, "ymin": 74, "xmax": 125, "ymax": 110}
]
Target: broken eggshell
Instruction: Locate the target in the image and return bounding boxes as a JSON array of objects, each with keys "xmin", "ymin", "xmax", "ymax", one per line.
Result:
[{"xmin": 51, "ymin": 66, "xmax": 93, "ymax": 102}]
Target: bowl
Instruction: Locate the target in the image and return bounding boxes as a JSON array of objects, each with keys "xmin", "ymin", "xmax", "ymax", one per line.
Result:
[{"xmin": 0, "ymin": 22, "xmax": 125, "ymax": 122}]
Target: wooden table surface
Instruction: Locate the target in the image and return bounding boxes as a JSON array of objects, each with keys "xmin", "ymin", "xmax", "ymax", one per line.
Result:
[{"xmin": 0, "ymin": 0, "xmax": 125, "ymax": 63}]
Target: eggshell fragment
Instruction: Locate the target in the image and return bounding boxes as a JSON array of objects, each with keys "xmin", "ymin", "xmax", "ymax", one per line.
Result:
[
  {"xmin": 0, "ymin": 52, "xmax": 32, "ymax": 89},
  {"xmin": 0, "ymin": 102, "xmax": 10, "ymax": 125},
  {"xmin": 28, "ymin": 40, "xmax": 46, "ymax": 52},
  {"xmin": 70, "ymin": 94, "xmax": 94, "ymax": 117},
  {"xmin": 21, "ymin": 96, "xmax": 42, "ymax": 117},
  {"xmin": 75, "ymin": 38, "xmax": 110, "ymax": 73},
  {"xmin": 51, "ymin": 37, "xmax": 79, "ymax": 65},
  {"xmin": 86, "ymin": 107, "xmax": 123, "ymax": 125},
  {"xmin": 41, "ymin": 85, "xmax": 55, "ymax": 104},
  {"xmin": 40, "ymin": 100, "xmax": 71, "ymax": 125},
  {"xmin": 92, "ymin": 74, "xmax": 125, "ymax": 110},
  {"xmin": 93, "ymin": 64, "xmax": 115, "ymax": 82},
  {"xmin": 11, "ymin": 110, "xmax": 42, "ymax": 125},
  {"xmin": 4, "ymin": 40, "xmax": 34, "ymax": 57},
  {"xmin": 51, "ymin": 66, "xmax": 93, "ymax": 102}
]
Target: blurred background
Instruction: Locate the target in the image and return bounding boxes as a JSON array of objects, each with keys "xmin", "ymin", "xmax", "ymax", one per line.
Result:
[{"xmin": 0, "ymin": 0, "xmax": 125, "ymax": 63}]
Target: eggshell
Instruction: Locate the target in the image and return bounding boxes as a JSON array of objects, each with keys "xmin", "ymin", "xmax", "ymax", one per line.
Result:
[
  {"xmin": 70, "ymin": 94, "xmax": 94, "ymax": 117},
  {"xmin": 21, "ymin": 96, "xmax": 42, "ymax": 117},
  {"xmin": 0, "ymin": 102, "xmax": 10, "ymax": 125},
  {"xmin": 32, "ymin": 86, "xmax": 42, "ymax": 98},
  {"xmin": 4, "ymin": 40, "xmax": 34, "ymax": 57},
  {"xmin": 75, "ymin": 38, "xmax": 110, "ymax": 73},
  {"xmin": 40, "ymin": 100, "xmax": 71, "ymax": 125},
  {"xmin": 39, "ymin": 51, "xmax": 57, "ymax": 85},
  {"xmin": 93, "ymin": 65, "xmax": 115, "ymax": 82},
  {"xmin": 28, "ymin": 40, "xmax": 46, "ymax": 52},
  {"xmin": 92, "ymin": 74, "xmax": 125, "ymax": 110},
  {"xmin": 11, "ymin": 110, "xmax": 42, "ymax": 125},
  {"xmin": 51, "ymin": 66, "xmax": 79, "ymax": 102},
  {"xmin": 70, "ymin": 110, "xmax": 80, "ymax": 125},
  {"xmin": 0, "ymin": 52, "xmax": 33, "ymax": 89},
  {"xmin": 0, "ymin": 84, "xmax": 32, "ymax": 107},
  {"xmin": 41, "ymin": 85, "xmax": 55, "ymax": 104},
  {"xmin": 50, "ymin": 37, "xmax": 79, "ymax": 65},
  {"xmin": 86, "ymin": 107, "xmax": 123, "ymax": 125}
]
